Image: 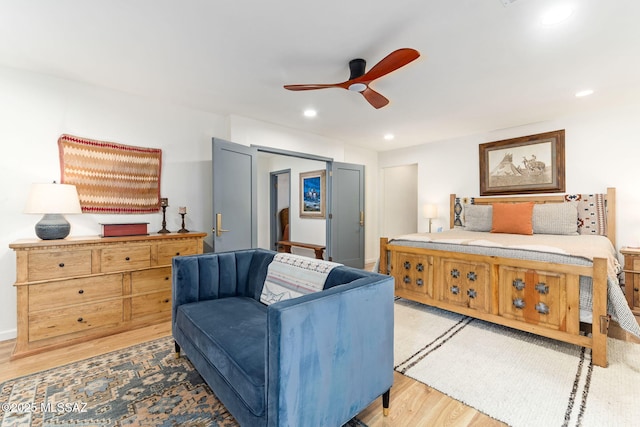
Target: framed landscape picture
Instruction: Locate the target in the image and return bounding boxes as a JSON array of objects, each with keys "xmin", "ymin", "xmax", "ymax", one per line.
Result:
[
  {"xmin": 299, "ymin": 169, "xmax": 326, "ymax": 218},
  {"xmin": 479, "ymin": 129, "xmax": 565, "ymax": 196}
]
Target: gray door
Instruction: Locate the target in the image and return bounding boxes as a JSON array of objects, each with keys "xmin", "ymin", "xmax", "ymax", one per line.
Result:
[
  {"xmin": 212, "ymin": 138, "xmax": 257, "ymax": 252},
  {"xmin": 329, "ymin": 162, "xmax": 365, "ymax": 268}
]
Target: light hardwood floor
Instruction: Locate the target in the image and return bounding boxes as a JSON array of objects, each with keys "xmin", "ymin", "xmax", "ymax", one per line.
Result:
[{"xmin": 0, "ymin": 321, "xmax": 504, "ymax": 427}]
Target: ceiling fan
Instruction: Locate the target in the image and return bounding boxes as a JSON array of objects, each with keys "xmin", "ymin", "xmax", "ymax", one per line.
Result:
[{"xmin": 284, "ymin": 48, "xmax": 420, "ymax": 109}]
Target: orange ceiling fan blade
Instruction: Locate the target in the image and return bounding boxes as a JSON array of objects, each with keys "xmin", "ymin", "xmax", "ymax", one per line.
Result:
[
  {"xmin": 361, "ymin": 87, "xmax": 389, "ymax": 109},
  {"xmin": 356, "ymin": 48, "xmax": 420, "ymax": 84},
  {"xmin": 283, "ymin": 48, "xmax": 419, "ymax": 108}
]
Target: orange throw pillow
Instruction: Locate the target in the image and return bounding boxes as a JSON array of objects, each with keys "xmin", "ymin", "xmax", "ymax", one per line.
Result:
[{"xmin": 491, "ymin": 202, "xmax": 534, "ymax": 235}]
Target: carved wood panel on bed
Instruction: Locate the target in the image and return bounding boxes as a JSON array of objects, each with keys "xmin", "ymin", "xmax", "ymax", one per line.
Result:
[{"xmin": 380, "ymin": 188, "xmax": 617, "ymax": 367}]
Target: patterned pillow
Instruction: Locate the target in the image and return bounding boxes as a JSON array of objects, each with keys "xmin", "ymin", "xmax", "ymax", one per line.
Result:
[
  {"xmin": 260, "ymin": 253, "xmax": 341, "ymax": 305},
  {"xmin": 532, "ymin": 203, "xmax": 578, "ymax": 235},
  {"xmin": 565, "ymin": 194, "xmax": 608, "ymax": 236}
]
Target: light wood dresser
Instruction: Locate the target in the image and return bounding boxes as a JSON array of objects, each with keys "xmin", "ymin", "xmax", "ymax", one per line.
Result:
[{"xmin": 9, "ymin": 232, "xmax": 207, "ymax": 359}]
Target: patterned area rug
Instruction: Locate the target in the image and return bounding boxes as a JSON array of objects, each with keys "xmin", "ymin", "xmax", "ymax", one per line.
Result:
[
  {"xmin": 394, "ymin": 298, "xmax": 640, "ymax": 427},
  {"xmin": 1, "ymin": 337, "xmax": 367, "ymax": 427},
  {"xmin": 58, "ymin": 134, "xmax": 162, "ymax": 214},
  {"xmin": 1, "ymin": 337, "xmax": 233, "ymax": 426}
]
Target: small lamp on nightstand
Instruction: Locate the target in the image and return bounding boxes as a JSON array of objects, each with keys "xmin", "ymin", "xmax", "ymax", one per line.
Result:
[
  {"xmin": 423, "ymin": 203, "xmax": 438, "ymax": 233},
  {"xmin": 24, "ymin": 182, "xmax": 82, "ymax": 240}
]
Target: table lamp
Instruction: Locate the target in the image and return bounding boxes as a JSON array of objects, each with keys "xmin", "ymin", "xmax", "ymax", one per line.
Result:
[
  {"xmin": 423, "ymin": 203, "xmax": 438, "ymax": 233},
  {"xmin": 24, "ymin": 182, "xmax": 82, "ymax": 240}
]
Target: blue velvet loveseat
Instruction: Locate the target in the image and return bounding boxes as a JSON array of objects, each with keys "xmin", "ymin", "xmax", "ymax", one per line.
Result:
[{"xmin": 172, "ymin": 248, "xmax": 394, "ymax": 427}]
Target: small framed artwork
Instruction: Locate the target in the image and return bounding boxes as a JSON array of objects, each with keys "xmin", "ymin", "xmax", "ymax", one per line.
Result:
[
  {"xmin": 479, "ymin": 129, "xmax": 565, "ymax": 196},
  {"xmin": 299, "ymin": 169, "xmax": 326, "ymax": 218}
]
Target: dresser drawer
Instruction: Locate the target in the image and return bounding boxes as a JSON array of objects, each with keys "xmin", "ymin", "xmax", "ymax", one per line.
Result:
[
  {"xmin": 29, "ymin": 275, "xmax": 122, "ymax": 312},
  {"xmin": 29, "ymin": 300, "xmax": 123, "ymax": 341},
  {"xmin": 131, "ymin": 290, "xmax": 172, "ymax": 318},
  {"xmin": 157, "ymin": 241, "xmax": 198, "ymax": 265},
  {"xmin": 28, "ymin": 250, "xmax": 92, "ymax": 281},
  {"xmin": 101, "ymin": 245, "xmax": 151, "ymax": 272},
  {"xmin": 131, "ymin": 267, "xmax": 171, "ymax": 294}
]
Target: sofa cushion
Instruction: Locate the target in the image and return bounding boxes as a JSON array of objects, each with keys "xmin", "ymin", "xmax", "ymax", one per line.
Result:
[{"xmin": 175, "ymin": 297, "xmax": 267, "ymax": 416}]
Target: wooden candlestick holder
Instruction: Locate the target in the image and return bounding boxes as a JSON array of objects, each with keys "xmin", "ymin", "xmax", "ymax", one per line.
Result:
[
  {"xmin": 158, "ymin": 205, "xmax": 170, "ymax": 234},
  {"xmin": 178, "ymin": 213, "xmax": 189, "ymax": 233}
]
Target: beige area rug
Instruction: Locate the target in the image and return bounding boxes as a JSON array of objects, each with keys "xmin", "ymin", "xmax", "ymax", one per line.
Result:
[{"xmin": 394, "ymin": 298, "xmax": 640, "ymax": 427}]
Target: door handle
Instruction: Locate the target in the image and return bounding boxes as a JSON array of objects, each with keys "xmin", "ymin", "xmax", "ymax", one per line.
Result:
[
  {"xmin": 212, "ymin": 213, "xmax": 230, "ymax": 237},
  {"xmin": 359, "ymin": 211, "xmax": 364, "ymax": 227}
]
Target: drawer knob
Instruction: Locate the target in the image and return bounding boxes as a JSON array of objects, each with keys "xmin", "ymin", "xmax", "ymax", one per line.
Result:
[
  {"xmin": 59, "ymin": 263, "xmax": 65, "ymax": 268},
  {"xmin": 78, "ymin": 289, "xmax": 84, "ymax": 294},
  {"xmin": 165, "ymin": 277, "xmax": 170, "ymax": 280},
  {"xmin": 164, "ymin": 298, "xmax": 170, "ymax": 303},
  {"xmin": 125, "ymin": 257, "xmax": 130, "ymax": 261},
  {"xmin": 175, "ymin": 252, "xmax": 180, "ymax": 256},
  {"xmin": 77, "ymin": 317, "xmax": 84, "ymax": 322}
]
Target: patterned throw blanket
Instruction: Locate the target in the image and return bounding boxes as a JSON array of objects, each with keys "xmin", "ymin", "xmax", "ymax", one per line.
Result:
[
  {"xmin": 58, "ymin": 134, "xmax": 162, "ymax": 214},
  {"xmin": 260, "ymin": 253, "xmax": 342, "ymax": 305}
]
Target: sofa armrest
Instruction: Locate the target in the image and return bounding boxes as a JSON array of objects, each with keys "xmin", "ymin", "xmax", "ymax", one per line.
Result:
[{"xmin": 266, "ymin": 275, "xmax": 394, "ymax": 427}]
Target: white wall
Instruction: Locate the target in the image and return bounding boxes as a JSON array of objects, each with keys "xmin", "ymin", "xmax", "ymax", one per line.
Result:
[
  {"xmin": 377, "ymin": 102, "xmax": 640, "ymax": 252},
  {"xmin": 0, "ymin": 66, "xmax": 380, "ymax": 340},
  {"xmin": 259, "ymin": 156, "xmax": 326, "ymax": 249},
  {"xmin": 381, "ymin": 164, "xmax": 418, "ymax": 237},
  {"xmin": 0, "ymin": 65, "xmax": 230, "ymax": 340}
]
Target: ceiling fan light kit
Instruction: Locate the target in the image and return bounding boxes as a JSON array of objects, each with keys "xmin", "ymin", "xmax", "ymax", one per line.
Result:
[{"xmin": 284, "ymin": 48, "xmax": 420, "ymax": 109}]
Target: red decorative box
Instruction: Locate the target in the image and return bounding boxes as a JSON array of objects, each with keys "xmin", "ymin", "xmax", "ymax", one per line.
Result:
[{"xmin": 101, "ymin": 223, "xmax": 149, "ymax": 237}]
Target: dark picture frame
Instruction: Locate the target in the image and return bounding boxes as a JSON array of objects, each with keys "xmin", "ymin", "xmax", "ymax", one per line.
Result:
[
  {"xmin": 479, "ymin": 129, "xmax": 565, "ymax": 196},
  {"xmin": 299, "ymin": 169, "xmax": 326, "ymax": 218}
]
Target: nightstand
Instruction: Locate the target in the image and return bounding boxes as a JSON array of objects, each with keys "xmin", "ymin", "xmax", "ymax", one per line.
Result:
[{"xmin": 620, "ymin": 247, "xmax": 640, "ymax": 316}]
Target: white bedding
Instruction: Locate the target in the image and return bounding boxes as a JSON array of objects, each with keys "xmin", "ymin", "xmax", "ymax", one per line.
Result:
[{"xmin": 391, "ymin": 230, "xmax": 621, "ymax": 277}]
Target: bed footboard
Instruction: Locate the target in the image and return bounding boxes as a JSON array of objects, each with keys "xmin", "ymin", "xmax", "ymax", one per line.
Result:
[{"xmin": 380, "ymin": 237, "xmax": 609, "ymax": 367}]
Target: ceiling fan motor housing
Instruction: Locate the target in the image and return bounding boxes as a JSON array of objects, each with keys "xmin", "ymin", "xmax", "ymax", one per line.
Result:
[{"xmin": 349, "ymin": 58, "xmax": 367, "ymax": 80}]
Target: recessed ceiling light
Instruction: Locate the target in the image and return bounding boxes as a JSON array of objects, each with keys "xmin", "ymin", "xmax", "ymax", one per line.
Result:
[
  {"xmin": 384, "ymin": 134, "xmax": 395, "ymax": 141},
  {"xmin": 575, "ymin": 89, "xmax": 594, "ymax": 97},
  {"xmin": 303, "ymin": 109, "xmax": 317, "ymax": 118},
  {"xmin": 541, "ymin": 5, "xmax": 574, "ymax": 26}
]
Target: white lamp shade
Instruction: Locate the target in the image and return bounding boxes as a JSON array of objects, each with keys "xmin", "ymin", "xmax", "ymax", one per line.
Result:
[
  {"xmin": 423, "ymin": 204, "xmax": 438, "ymax": 219},
  {"xmin": 24, "ymin": 183, "xmax": 82, "ymax": 214}
]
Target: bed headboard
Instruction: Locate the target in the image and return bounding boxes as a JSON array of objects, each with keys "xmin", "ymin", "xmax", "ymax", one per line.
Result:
[{"xmin": 449, "ymin": 187, "xmax": 616, "ymax": 247}]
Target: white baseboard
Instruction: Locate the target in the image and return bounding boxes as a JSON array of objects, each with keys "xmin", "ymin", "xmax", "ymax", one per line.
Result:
[{"xmin": 0, "ymin": 328, "xmax": 17, "ymax": 342}]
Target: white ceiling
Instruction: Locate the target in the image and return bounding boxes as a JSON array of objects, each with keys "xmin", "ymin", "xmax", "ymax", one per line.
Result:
[{"xmin": 1, "ymin": 0, "xmax": 639, "ymax": 151}]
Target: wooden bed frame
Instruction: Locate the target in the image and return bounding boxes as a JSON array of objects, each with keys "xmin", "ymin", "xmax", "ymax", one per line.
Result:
[{"xmin": 380, "ymin": 188, "xmax": 616, "ymax": 367}]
